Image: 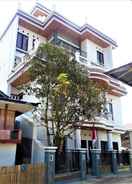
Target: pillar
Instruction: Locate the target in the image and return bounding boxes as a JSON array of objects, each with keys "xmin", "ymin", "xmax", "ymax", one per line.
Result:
[
  {"xmin": 91, "ymin": 149, "xmax": 101, "ymax": 176},
  {"xmin": 75, "ymin": 129, "xmax": 81, "ymax": 149},
  {"xmin": 44, "ymin": 147, "xmax": 57, "ymax": 184},
  {"xmin": 110, "ymin": 150, "xmax": 118, "ymax": 174},
  {"xmin": 129, "ymin": 149, "xmax": 132, "ymax": 172},
  {"xmin": 79, "ymin": 148, "xmax": 87, "ymax": 180},
  {"xmin": 107, "ymin": 131, "xmax": 113, "ymax": 151}
]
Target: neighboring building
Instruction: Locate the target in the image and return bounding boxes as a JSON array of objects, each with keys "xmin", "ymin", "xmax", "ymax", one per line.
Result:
[
  {"xmin": 121, "ymin": 123, "xmax": 132, "ymax": 150},
  {"xmin": 0, "ymin": 90, "xmax": 34, "ymax": 166},
  {"xmin": 0, "ymin": 2, "xmax": 127, "ymax": 162}
]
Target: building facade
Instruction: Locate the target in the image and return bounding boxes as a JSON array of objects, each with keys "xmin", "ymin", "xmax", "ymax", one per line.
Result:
[
  {"xmin": 0, "ymin": 90, "xmax": 34, "ymax": 166},
  {"xmin": 0, "ymin": 2, "xmax": 127, "ymax": 162}
]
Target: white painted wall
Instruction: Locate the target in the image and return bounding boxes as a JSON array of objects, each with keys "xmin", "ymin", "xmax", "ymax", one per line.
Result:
[
  {"xmin": 18, "ymin": 115, "xmax": 36, "ymax": 139},
  {"xmin": 32, "ymin": 140, "xmax": 45, "ymax": 164},
  {"xmin": 107, "ymin": 94, "xmax": 123, "ymax": 128},
  {"xmin": 18, "ymin": 25, "xmax": 46, "ymax": 52},
  {"xmin": 0, "ymin": 144, "xmax": 16, "ymax": 166},
  {"xmin": 81, "ymin": 39, "xmax": 113, "ymax": 70},
  {"xmin": 112, "ymin": 133, "xmax": 122, "ymax": 151},
  {"xmin": 0, "ymin": 16, "xmax": 18, "ymax": 94}
]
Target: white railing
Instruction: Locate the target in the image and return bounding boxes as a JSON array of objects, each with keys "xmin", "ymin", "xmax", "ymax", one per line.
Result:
[{"xmin": 12, "ymin": 49, "xmax": 37, "ymax": 72}]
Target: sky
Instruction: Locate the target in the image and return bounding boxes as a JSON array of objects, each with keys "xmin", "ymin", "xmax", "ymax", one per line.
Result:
[{"xmin": 0, "ymin": 0, "xmax": 132, "ymax": 125}]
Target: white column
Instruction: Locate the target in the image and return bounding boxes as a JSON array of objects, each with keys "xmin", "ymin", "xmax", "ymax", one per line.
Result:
[
  {"xmin": 107, "ymin": 131, "xmax": 113, "ymax": 151},
  {"xmin": 75, "ymin": 129, "xmax": 81, "ymax": 149},
  {"xmin": 97, "ymin": 130, "xmax": 101, "ymax": 149},
  {"xmin": 129, "ymin": 131, "xmax": 132, "ymax": 149}
]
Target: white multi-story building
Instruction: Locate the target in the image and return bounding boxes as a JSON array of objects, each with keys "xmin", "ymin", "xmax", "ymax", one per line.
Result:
[{"xmin": 0, "ymin": 2, "xmax": 127, "ymax": 163}]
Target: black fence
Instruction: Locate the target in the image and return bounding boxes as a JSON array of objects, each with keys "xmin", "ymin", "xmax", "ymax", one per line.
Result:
[
  {"xmin": 55, "ymin": 149, "xmax": 80, "ymax": 174},
  {"xmin": 100, "ymin": 152, "xmax": 112, "ymax": 174},
  {"xmin": 55, "ymin": 150, "xmax": 131, "ymax": 175}
]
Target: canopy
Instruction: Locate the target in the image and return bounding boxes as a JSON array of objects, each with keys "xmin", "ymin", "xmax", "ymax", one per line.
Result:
[
  {"xmin": 106, "ymin": 62, "xmax": 132, "ymax": 87},
  {"xmin": 0, "ymin": 91, "xmax": 38, "ymax": 116}
]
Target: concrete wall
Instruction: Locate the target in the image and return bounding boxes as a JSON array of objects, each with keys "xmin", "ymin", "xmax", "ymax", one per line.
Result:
[
  {"xmin": 18, "ymin": 25, "xmax": 46, "ymax": 52},
  {"xmin": 112, "ymin": 133, "xmax": 122, "ymax": 151},
  {"xmin": 81, "ymin": 129, "xmax": 122, "ymax": 150},
  {"xmin": 32, "ymin": 140, "xmax": 45, "ymax": 164},
  {"xmin": 0, "ymin": 16, "xmax": 18, "ymax": 94},
  {"xmin": 0, "ymin": 144, "xmax": 16, "ymax": 166},
  {"xmin": 107, "ymin": 94, "xmax": 123, "ymax": 128},
  {"xmin": 18, "ymin": 114, "xmax": 36, "ymax": 139},
  {"xmin": 81, "ymin": 39, "xmax": 113, "ymax": 70}
]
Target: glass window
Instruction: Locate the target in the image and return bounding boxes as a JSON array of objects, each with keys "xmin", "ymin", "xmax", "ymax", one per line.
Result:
[
  {"xmin": 108, "ymin": 102, "xmax": 114, "ymax": 120},
  {"xmin": 97, "ymin": 50, "xmax": 104, "ymax": 66},
  {"xmin": 16, "ymin": 32, "xmax": 28, "ymax": 51}
]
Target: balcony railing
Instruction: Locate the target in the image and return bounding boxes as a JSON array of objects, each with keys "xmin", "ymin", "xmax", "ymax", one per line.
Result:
[
  {"xmin": 10, "ymin": 93, "xmax": 23, "ymax": 101},
  {"xmin": 0, "ymin": 129, "xmax": 22, "ymax": 143}
]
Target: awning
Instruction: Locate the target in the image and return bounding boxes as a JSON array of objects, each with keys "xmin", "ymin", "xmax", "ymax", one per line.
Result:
[
  {"xmin": 105, "ymin": 62, "xmax": 132, "ymax": 87},
  {"xmin": 0, "ymin": 97, "xmax": 38, "ymax": 116}
]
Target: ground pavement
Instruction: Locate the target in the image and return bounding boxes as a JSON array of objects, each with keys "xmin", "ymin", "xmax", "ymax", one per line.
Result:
[{"xmin": 56, "ymin": 173, "xmax": 132, "ymax": 184}]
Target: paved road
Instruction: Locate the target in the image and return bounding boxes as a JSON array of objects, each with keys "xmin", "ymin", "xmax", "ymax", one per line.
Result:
[
  {"xmin": 86, "ymin": 175, "xmax": 132, "ymax": 184},
  {"xmin": 57, "ymin": 174, "xmax": 132, "ymax": 184}
]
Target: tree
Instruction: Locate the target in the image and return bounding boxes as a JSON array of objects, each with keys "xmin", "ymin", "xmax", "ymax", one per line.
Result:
[{"xmin": 23, "ymin": 43, "xmax": 106, "ymax": 149}]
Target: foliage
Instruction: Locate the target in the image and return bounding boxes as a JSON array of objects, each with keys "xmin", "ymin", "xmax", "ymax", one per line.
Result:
[{"xmin": 23, "ymin": 43, "xmax": 106, "ymax": 148}]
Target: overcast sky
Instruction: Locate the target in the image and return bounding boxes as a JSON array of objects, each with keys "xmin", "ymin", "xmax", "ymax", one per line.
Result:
[{"xmin": 0, "ymin": 0, "xmax": 132, "ymax": 125}]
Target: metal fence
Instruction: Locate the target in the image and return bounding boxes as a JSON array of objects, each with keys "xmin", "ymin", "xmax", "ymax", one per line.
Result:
[
  {"xmin": 55, "ymin": 149, "xmax": 80, "ymax": 174},
  {"xmin": 100, "ymin": 152, "xmax": 112, "ymax": 174}
]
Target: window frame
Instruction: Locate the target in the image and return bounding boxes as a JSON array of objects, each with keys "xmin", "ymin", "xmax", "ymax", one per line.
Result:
[
  {"xmin": 16, "ymin": 32, "xmax": 29, "ymax": 52},
  {"xmin": 97, "ymin": 50, "xmax": 104, "ymax": 66},
  {"xmin": 108, "ymin": 102, "xmax": 114, "ymax": 120}
]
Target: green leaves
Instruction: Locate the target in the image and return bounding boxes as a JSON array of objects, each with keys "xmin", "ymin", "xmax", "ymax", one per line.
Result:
[{"xmin": 24, "ymin": 43, "xmax": 106, "ymax": 147}]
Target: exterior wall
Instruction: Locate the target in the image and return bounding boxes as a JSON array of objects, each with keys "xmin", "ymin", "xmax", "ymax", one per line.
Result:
[
  {"xmin": 129, "ymin": 131, "xmax": 132, "ymax": 149},
  {"xmin": 18, "ymin": 25, "xmax": 46, "ymax": 52},
  {"xmin": 81, "ymin": 129, "xmax": 122, "ymax": 150},
  {"xmin": 0, "ymin": 144, "xmax": 16, "ymax": 166},
  {"xmin": 112, "ymin": 133, "xmax": 122, "ymax": 151},
  {"xmin": 97, "ymin": 130, "xmax": 107, "ymax": 141},
  {"xmin": 107, "ymin": 94, "xmax": 123, "ymax": 128},
  {"xmin": 18, "ymin": 115, "xmax": 36, "ymax": 139},
  {"xmin": 0, "ymin": 16, "xmax": 18, "ymax": 94},
  {"xmin": 32, "ymin": 140, "xmax": 45, "ymax": 164},
  {"xmin": 81, "ymin": 39, "xmax": 113, "ymax": 70},
  {"xmin": 81, "ymin": 129, "xmax": 92, "ymax": 140}
]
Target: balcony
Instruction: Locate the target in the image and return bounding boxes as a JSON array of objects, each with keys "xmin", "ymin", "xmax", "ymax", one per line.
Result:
[{"xmin": 0, "ymin": 129, "xmax": 22, "ymax": 144}]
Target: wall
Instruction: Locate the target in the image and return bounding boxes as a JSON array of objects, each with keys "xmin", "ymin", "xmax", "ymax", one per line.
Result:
[
  {"xmin": 0, "ymin": 144, "xmax": 16, "ymax": 166},
  {"xmin": 18, "ymin": 25, "xmax": 46, "ymax": 52},
  {"xmin": 129, "ymin": 131, "xmax": 132, "ymax": 149},
  {"xmin": 0, "ymin": 16, "xmax": 18, "ymax": 94},
  {"xmin": 18, "ymin": 114, "xmax": 36, "ymax": 139},
  {"xmin": 81, "ymin": 129, "xmax": 122, "ymax": 150},
  {"xmin": 112, "ymin": 133, "xmax": 122, "ymax": 151},
  {"xmin": 107, "ymin": 94, "xmax": 123, "ymax": 128},
  {"xmin": 81, "ymin": 39, "xmax": 113, "ymax": 70},
  {"xmin": 32, "ymin": 140, "xmax": 45, "ymax": 164}
]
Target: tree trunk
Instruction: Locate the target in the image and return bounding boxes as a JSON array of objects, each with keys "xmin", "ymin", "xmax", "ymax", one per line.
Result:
[
  {"xmin": 45, "ymin": 94, "xmax": 51, "ymax": 146},
  {"xmin": 54, "ymin": 134, "xmax": 64, "ymax": 152}
]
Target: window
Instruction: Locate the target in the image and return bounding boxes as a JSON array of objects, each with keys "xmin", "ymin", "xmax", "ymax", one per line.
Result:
[
  {"xmin": 81, "ymin": 140, "xmax": 87, "ymax": 148},
  {"xmin": 101, "ymin": 141, "xmax": 108, "ymax": 152},
  {"xmin": 108, "ymin": 102, "xmax": 114, "ymax": 120},
  {"xmin": 16, "ymin": 32, "xmax": 28, "ymax": 51},
  {"xmin": 97, "ymin": 50, "xmax": 104, "ymax": 66}
]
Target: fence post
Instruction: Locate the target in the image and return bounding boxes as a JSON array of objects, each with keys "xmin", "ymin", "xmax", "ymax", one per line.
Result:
[
  {"xmin": 44, "ymin": 147, "xmax": 57, "ymax": 184},
  {"xmin": 79, "ymin": 148, "xmax": 87, "ymax": 180},
  {"xmin": 110, "ymin": 150, "xmax": 118, "ymax": 174},
  {"xmin": 129, "ymin": 149, "xmax": 132, "ymax": 172},
  {"xmin": 91, "ymin": 149, "xmax": 101, "ymax": 177}
]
